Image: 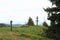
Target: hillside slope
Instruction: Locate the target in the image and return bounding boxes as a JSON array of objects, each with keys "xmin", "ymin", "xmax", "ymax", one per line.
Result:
[{"xmin": 0, "ymin": 26, "xmax": 53, "ymax": 40}]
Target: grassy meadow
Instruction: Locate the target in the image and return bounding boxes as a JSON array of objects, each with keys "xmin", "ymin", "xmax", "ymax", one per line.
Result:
[{"xmin": 0, "ymin": 26, "xmax": 53, "ymax": 40}]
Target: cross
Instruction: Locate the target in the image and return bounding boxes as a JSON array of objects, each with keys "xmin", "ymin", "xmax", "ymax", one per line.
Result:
[{"xmin": 10, "ymin": 20, "xmax": 13, "ymax": 31}]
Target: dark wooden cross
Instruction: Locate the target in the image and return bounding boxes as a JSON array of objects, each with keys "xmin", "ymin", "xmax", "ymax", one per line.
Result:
[{"xmin": 10, "ymin": 20, "xmax": 13, "ymax": 31}]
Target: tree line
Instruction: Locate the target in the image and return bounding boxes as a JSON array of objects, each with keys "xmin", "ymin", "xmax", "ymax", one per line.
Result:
[
  {"xmin": 24, "ymin": 16, "xmax": 48, "ymax": 26},
  {"xmin": 0, "ymin": 16, "xmax": 48, "ymax": 27}
]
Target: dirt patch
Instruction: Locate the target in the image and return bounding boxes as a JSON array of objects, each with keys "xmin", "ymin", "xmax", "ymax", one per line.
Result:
[
  {"xmin": 8, "ymin": 32, "xmax": 32, "ymax": 40},
  {"xmin": 19, "ymin": 36, "xmax": 32, "ymax": 40},
  {"xmin": 8, "ymin": 32, "xmax": 17, "ymax": 40}
]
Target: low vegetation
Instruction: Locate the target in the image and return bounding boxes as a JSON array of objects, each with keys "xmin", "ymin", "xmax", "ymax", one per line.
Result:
[{"xmin": 0, "ymin": 26, "xmax": 53, "ymax": 40}]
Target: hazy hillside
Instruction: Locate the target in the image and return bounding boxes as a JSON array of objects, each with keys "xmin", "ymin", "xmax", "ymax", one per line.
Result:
[{"xmin": 12, "ymin": 24, "xmax": 22, "ymax": 27}]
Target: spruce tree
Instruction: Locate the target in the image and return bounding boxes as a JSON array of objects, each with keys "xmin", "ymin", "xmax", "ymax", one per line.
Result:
[
  {"xmin": 27, "ymin": 17, "xmax": 34, "ymax": 26},
  {"xmin": 44, "ymin": 0, "xmax": 60, "ymax": 39},
  {"xmin": 43, "ymin": 21, "xmax": 48, "ymax": 27}
]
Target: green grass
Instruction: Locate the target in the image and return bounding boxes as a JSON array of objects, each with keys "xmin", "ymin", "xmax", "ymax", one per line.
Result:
[{"xmin": 0, "ymin": 26, "xmax": 53, "ymax": 40}]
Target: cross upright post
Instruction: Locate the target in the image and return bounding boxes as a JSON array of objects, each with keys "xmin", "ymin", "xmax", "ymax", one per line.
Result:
[{"xmin": 10, "ymin": 20, "xmax": 13, "ymax": 31}]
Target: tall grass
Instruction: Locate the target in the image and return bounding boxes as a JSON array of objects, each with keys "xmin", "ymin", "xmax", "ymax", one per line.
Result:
[{"xmin": 0, "ymin": 26, "xmax": 53, "ymax": 40}]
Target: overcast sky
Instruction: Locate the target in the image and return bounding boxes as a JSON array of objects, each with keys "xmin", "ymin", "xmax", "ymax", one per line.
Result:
[{"xmin": 0, "ymin": 0, "xmax": 52, "ymax": 25}]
